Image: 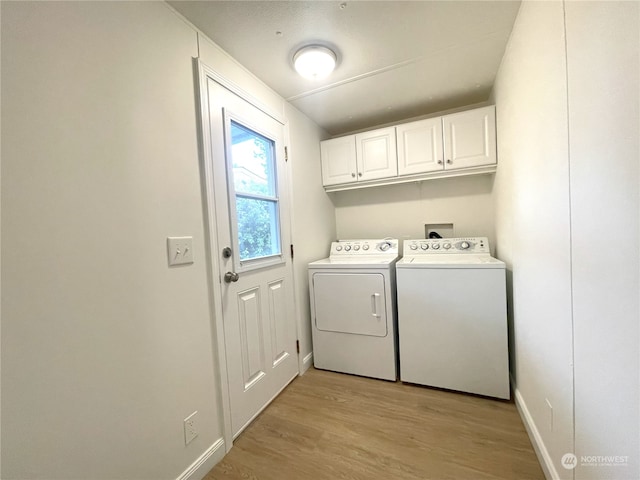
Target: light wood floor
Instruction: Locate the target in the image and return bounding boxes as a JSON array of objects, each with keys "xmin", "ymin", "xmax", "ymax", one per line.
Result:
[{"xmin": 205, "ymin": 368, "xmax": 544, "ymax": 480}]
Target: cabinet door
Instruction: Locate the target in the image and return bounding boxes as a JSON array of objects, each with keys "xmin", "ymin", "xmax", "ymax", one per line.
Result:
[
  {"xmin": 320, "ymin": 135, "xmax": 357, "ymax": 186},
  {"xmin": 355, "ymin": 127, "xmax": 398, "ymax": 181},
  {"xmin": 443, "ymin": 106, "xmax": 496, "ymax": 170},
  {"xmin": 396, "ymin": 118, "xmax": 444, "ymax": 175}
]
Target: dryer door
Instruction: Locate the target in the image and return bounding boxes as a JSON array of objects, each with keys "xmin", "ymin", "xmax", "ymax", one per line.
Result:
[{"xmin": 312, "ymin": 273, "xmax": 388, "ymax": 337}]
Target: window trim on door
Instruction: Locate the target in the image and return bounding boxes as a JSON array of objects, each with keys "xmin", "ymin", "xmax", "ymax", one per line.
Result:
[{"xmin": 222, "ymin": 108, "xmax": 286, "ymax": 273}]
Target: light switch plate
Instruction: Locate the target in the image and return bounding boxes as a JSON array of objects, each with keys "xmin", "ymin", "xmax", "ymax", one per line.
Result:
[{"xmin": 167, "ymin": 236, "xmax": 194, "ymax": 266}]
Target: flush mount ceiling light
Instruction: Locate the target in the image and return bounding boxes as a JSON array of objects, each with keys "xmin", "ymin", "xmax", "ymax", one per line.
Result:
[{"xmin": 293, "ymin": 45, "xmax": 337, "ymax": 80}]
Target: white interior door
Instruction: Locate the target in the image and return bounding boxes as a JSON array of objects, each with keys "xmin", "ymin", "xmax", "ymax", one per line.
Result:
[{"xmin": 202, "ymin": 77, "xmax": 299, "ymax": 438}]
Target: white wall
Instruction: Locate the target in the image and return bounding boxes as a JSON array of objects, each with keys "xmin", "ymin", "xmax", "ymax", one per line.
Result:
[
  {"xmin": 0, "ymin": 1, "xmax": 334, "ymax": 479},
  {"xmin": 285, "ymin": 104, "xmax": 336, "ymax": 372},
  {"xmin": 1, "ymin": 2, "xmax": 224, "ymax": 479},
  {"xmin": 0, "ymin": 1, "xmax": 3, "ymax": 475},
  {"xmin": 333, "ymin": 175, "xmax": 495, "ymax": 249},
  {"xmin": 493, "ymin": 1, "xmax": 639, "ymax": 479},
  {"xmin": 565, "ymin": 2, "xmax": 639, "ymax": 478},
  {"xmin": 492, "ymin": 2, "xmax": 574, "ymax": 478}
]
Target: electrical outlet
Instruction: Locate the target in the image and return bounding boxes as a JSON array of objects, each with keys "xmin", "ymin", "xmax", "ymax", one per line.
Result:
[
  {"xmin": 184, "ymin": 411, "xmax": 198, "ymax": 445},
  {"xmin": 167, "ymin": 236, "xmax": 194, "ymax": 266}
]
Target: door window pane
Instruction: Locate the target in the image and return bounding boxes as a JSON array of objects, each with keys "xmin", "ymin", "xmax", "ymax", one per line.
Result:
[
  {"xmin": 236, "ymin": 197, "xmax": 280, "ymax": 260},
  {"xmin": 231, "ymin": 122, "xmax": 275, "ymax": 196},
  {"xmin": 229, "ymin": 120, "xmax": 281, "ymax": 264}
]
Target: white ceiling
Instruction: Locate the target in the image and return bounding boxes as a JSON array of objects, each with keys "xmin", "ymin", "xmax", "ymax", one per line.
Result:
[{"xmin": 169, "ymin": 0, "xmax": 521, "ymax": 135}]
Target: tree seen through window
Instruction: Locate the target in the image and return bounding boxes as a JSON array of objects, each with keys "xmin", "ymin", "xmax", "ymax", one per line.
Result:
[{"xmin": 230, "ymin": 121, "xmax": 280, "ymax": 261}]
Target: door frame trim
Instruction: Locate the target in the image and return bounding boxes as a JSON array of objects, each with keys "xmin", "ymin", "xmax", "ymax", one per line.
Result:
[
  {"xmin": 194, "ymin": 58, "xmax": 295, "ymax": 451},
  {"xmin": 195, "ymin": 58, "xmax": 234, "ymax": 451},
  {"xmin": 197, "ymin": 60, "xmax": 286, "ymax": 127},
  {"xmin": 282, "ymin": 122, "xmax": 308, "ymax": 375}
]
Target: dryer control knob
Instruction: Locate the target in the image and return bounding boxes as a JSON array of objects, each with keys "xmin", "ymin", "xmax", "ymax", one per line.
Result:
[
  {"xmin": 410, "ymin": 244, "xmax": 418, "ymax": 250},
  {"xmin": 432, "ymin": 243, "xmax": 441, "ymax": 250},
  {"xmin": 379, "ymin": 242, "xmax": 390, "ymax": 251},
  {"xmin": 344, "ymin": 245, "xmax": 352, "ymax": 251},
  {"xmin": 443, "ymin": 243, "xmax": 451, "ymax": 249},
  {"xmin": 336, "ymin": 245, "xmax": 343, "ymax": 251},
  {"xmin": 460, "ymin": 241, "xmax": 470, "ymax": 250},
  {"xmin": 421, "ymin": 244, "xmax": 429, "ymax": 250},
  {"xmin": 353, "ymin": 245, "xmax": 360, "ymax": 251},
  {"xmin": 362, "ymin": 244, "xmax": 370, "ymax": 250}
]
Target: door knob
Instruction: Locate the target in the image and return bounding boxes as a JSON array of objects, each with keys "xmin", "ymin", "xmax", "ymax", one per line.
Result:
[{"xmin": 224, "ymin": 272, "xmax": 239, "ymax": 283}]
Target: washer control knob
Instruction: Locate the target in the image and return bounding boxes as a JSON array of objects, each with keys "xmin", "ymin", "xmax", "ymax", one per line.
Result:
[
  {"xmin": 432, "ymin": 243, "xmax": 441, "ymax": 250},
  {"xmin": 410, "ymin": 244, "xmax": 418, "ymax": 250},
  {"xmin": 336, "ymin": 245, "xmax": 343, "ymax": 251},
  {"xmin": 421, "ymin": 244, "xmax": 429, "ymax": 250},
  {"xmin": 443, "ymin": 243, "xmax": 451, "ymax": 250},
  {"xmin": 379, "ymin": 242, "xmax": 391, "ymax": 251},
  {"xmin": 344, "ymin": 245, "xmax": 351, "ymax": 251},
  {"xmin": 460, "ymin": 241, "xmax": 470, "ymax": 250},
  {"xmin": 353, "ymin": 245, "xmax": 360, "ymax": 251},
  {"xmin": 362, "ymin": 244, "xmax": 370, "ymax": 251}
]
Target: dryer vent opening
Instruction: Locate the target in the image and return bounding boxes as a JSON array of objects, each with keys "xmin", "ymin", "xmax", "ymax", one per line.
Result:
[{"xmin": 425, "ymin": 223, "xmax": 454, "ymax": 238}]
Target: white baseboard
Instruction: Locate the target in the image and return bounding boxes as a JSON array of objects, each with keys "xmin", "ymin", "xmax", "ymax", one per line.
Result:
[
  {"xmin": 301, "ymin": 352, "xmax": 313, "ymax": 374},
  {"xmin": 176, "ymin": 437, "xmax": 225, "ymax": 480},
  {"xmin": 512, "ymin": 376, "xmax": 560, "ymax": 480}
]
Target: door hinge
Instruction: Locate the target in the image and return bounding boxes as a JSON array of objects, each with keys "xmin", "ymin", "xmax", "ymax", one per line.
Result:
[
  {"xmin": 290, "ymin": 244, "xmax": 294, "ymax": 259},
  {"xmin": 284, "ymin": 146, "xmax": 289, "ymax": 162},
  {"xmin": 296, "ymin": 340, "xmax": 300, "ymax": 354}
]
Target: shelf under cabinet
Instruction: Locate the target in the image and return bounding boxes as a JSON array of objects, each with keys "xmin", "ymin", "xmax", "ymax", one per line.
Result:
[{"xmin": 324, "ymin": 164, "xmax": 497, "ymax": 193}]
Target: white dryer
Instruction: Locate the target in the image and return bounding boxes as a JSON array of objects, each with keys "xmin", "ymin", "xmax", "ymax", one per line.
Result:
[
  {"xmin": 308, "ymin": 239, "xmax": 399, "ymax": 381},
  {"xmin": 396, "ymin": 237, "xmax": 509, "ymax": 399}
]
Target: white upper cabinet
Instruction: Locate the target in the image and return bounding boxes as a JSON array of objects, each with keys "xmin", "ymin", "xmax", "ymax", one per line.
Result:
[
  {"xmin": 397, "ymin": 106, "xmax": 496, "ymax": 176},
  {"xmin": 321, "ymin": 127, "xmax": 397, "ymax": 186},
  {"xmin": 443, "ymin": 106, "xmax": 496, "ymax": 170},
  {"xmin": 320, "ymin": 105, "xmax": 497, "ymax": 191},
  {"xmin": 396, "ymin": 117, "xmax": 444, "ymax": 175},
  {"xmin": 355, "ymin": 127, "xmax": 397, "ymax": 181},
  {"xmin": 320, "ymin": 135, "xmax": 357, "ymax": 186}
]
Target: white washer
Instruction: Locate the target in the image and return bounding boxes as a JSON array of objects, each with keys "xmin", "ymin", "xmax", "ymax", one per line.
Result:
[
  {"xmin": 396, "ymin": 237, "xmax": 509, "ymax": 399},
  {"xmin": 308, "ymin": 239, "xmax": 399, "ymax": 381}
]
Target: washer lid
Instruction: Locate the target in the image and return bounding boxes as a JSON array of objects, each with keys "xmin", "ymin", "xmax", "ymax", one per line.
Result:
[{"xmin": 396, "ymin": 255, "xmax": 505, "ymax": 269}]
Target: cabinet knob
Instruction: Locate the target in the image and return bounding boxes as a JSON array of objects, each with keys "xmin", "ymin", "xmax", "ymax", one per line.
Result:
[
  {"xmin": 437, "ymin": 160, "xmax": 443, "ymax": 165},
  {"xmin": 358, "ymin": 172, "xmax": 363, "ymax": 177},
  {"xmin": 351, "ymin": 173, "xmax": 356, "ymax": 178},
  {"xmin": 447, "ymin": 159, "xmax": 452, "ymax": 164}
]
